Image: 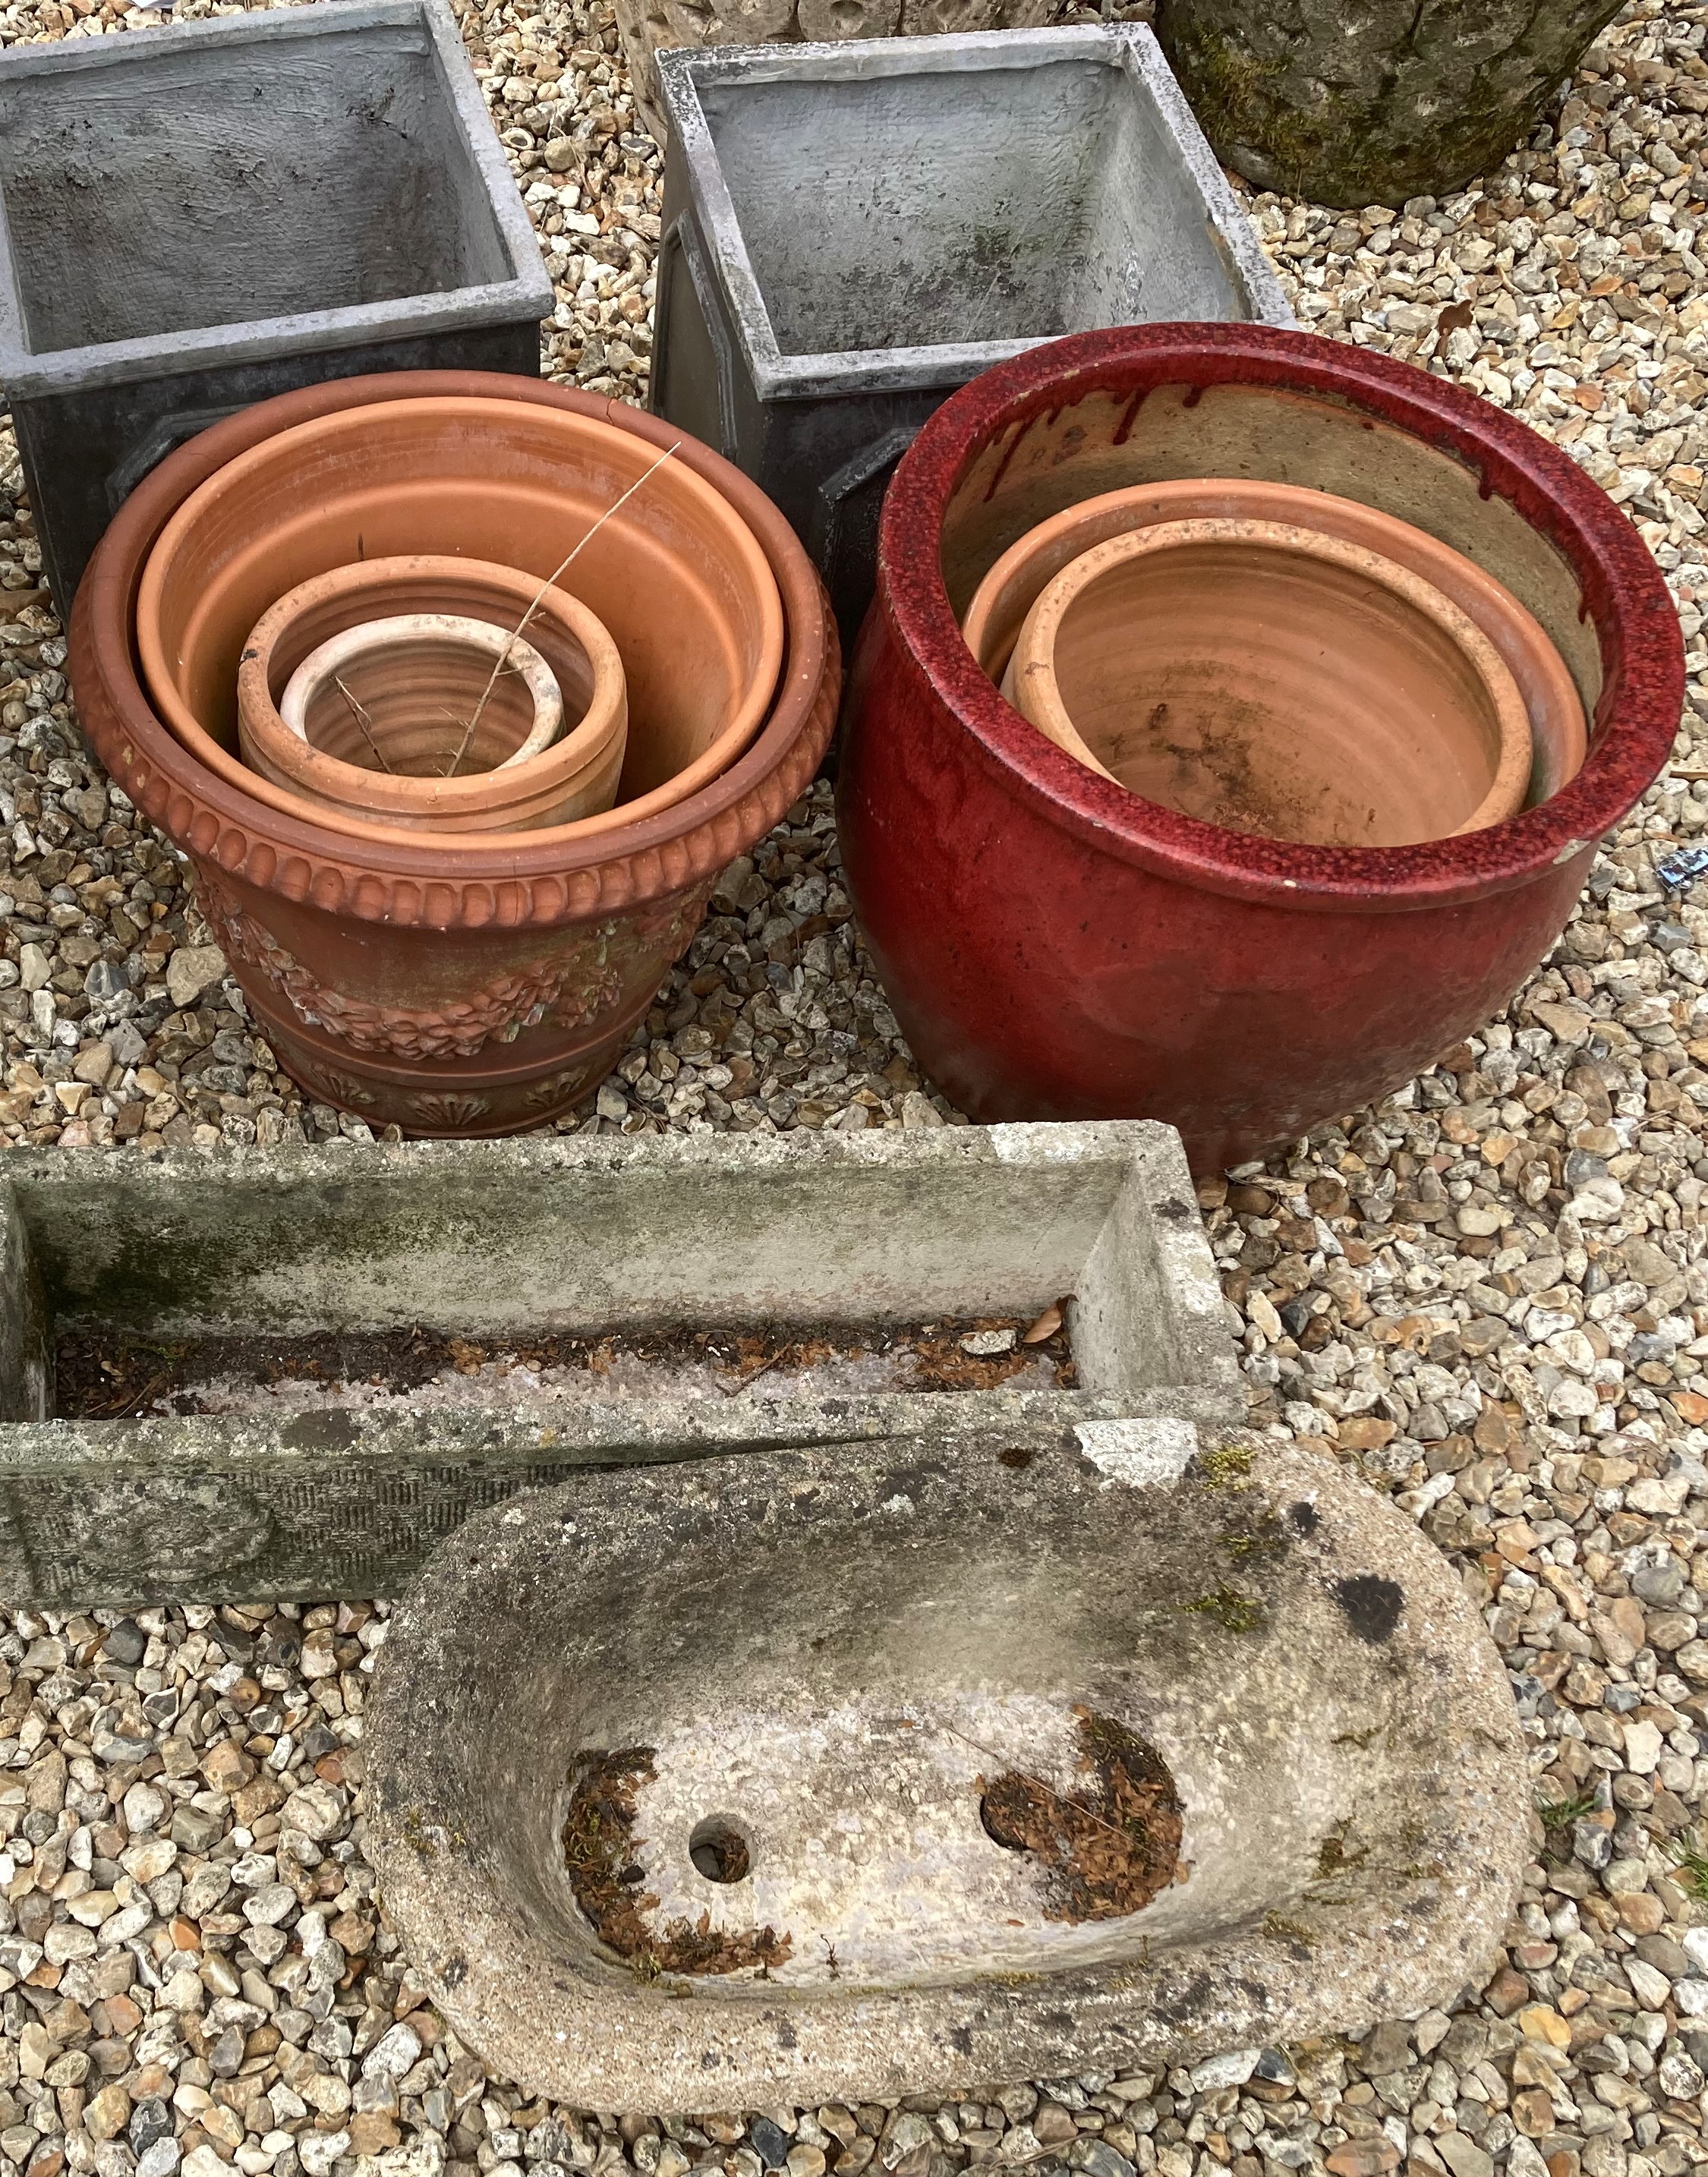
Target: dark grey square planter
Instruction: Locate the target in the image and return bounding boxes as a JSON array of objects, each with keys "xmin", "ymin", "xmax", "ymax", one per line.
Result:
[
  {"xmin": 0, "ymin": 0, "xmax": 555, "ymax": 610},
  {"xmin": 651, "ymin": 24, "xmax": 1295, "ymax": 642}
]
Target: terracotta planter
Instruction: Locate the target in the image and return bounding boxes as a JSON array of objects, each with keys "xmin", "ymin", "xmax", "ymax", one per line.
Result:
[
  {"xmin": 1000, "ymin": 518, "xmax": 1533, "ymax": 847},
  {"xmin": 962, "ymin": 479, "xmax": 1587, "ymax": 808},
  {"xmin": 137, "ymin": 397, "xmax": 784, "ymax": 846},
  {"xmin": 837, "ymin": 323, "xmax": 1681, "ymax": 1170},
  {"xmin": 71, "ymin": 375, "xmax": 839, "ymax": 1138},
  {"xmin": 236, "ymin": 559, "xmax": 630, "ymax": 836}
]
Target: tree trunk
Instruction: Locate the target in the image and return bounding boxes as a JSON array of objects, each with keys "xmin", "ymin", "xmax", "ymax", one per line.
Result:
[{"xmin": 1154, "ymin": 0, "xmax": 1629, "ymax": 210}]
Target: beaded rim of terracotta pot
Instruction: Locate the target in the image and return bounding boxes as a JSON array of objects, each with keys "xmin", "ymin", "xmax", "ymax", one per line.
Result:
[
  {"xmin": 1000, "ymin": 517, "xmax": 1533, "ymax": 846},
  {"xmin": 235, "ymin": 561, "xmax": 629, "ymax": 836},
  {"xmin": 882, "ymin": 321, "xmax": 1682, "ymax": 913},
  {"xmin": 959, "ymin": 477, "xmax": 1588, "ymax": 810},
  {"xmin": 71, "ymin": 375, "xmax": 839, "ymax": 930}
]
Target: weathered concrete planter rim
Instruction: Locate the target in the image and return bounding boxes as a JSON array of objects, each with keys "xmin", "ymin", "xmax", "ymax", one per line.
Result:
[
  {"xmin": 0, "ymin": 0, "xmax": 553, "ymax": 402},
  {"xmin": 71, "ymin": 371, "xmax": 837, "ymax": 929},
  {"xmin": 884, "ymin": 322, "xmax": 1682, "ymax": 913},
  {"xmin": 657, "ymin": 27, "xmax": 1293, "ymax": 405}
]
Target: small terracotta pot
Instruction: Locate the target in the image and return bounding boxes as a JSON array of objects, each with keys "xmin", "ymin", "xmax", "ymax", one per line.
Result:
[
  {"xmin": 285, "ymin": 613, "xmax": 563, "ymax": 762},
  {"xmin": 236, "ymin": 559, "xmax": 629, "ymax": 835},
  {"xmin": 137, "ymin": 396, "xmax": 784, "ymax": 848},
  {"xmin": 961, "ymin": 478, "xmax": 1587, "ymax": 808},
  {"xmin": 999, "ymin": 518, "xmax": 1533, "ymax": 849},
  {"xmin": 71, "ymin": 375, "xmax": 838, "ymax": 1137}
]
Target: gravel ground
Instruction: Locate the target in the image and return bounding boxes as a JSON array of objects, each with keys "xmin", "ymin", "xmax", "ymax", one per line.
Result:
[{"xmin": 5, "ymin": 0, "xmax": 1708, "ymax": 2172}]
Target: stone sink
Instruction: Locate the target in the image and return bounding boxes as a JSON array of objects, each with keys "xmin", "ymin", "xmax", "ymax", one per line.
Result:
[{"xmin": 365, "ymin": 1422, "xmax": 1527, "ymax": 2111}]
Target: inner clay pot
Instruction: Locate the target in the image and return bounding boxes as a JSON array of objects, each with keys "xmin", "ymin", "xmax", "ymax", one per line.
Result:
[
  {"xmin": 236, "ymin": 559, "xmax": 630, "ymax": 837},
  {"xmin": 960, "ymin": 477, "xmax": 1587, "ymax": 809},
  {"xmin": 1001, "ymin": 518, "xmax": 1533, "ymax": 847},
  {"xmin": 137, "ymin": 397, "xmax": 783, "ymax": 846},
  {"xmin": 284, "ymin": 614, "xmax": 563, "ymax": 775}
]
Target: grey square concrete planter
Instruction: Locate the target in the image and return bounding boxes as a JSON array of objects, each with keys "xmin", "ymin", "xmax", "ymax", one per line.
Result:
[
  {"xmin": 650, "ymin": 25, "xmax": 1295, "ymax": 639},
  {"xmin": 0, "ymin": 1120, "xmax": 1239, "ymax": 1603},
  {"xmin": 0, "ymin": 0, "xmax": 554, "ymax": 610},
  {"xmin": 366, "ymin": 1426, "xmax": 1528, "ymax": 2112}
]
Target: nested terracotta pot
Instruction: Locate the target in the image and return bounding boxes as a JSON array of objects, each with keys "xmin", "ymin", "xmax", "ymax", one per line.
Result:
[
  {"xmin": 139, "ymin": 398, "xmax": 783, "ymax": 843},
  {"xmin": 281, "ymin": 615, "xmax": 566, "ymax": 771},
  {"xmin": 999, "ymin": 518, "xmax": 1533, "ymax": 847},
  {"xmin": 71, "ymin": 376, "xmax": 838, "ymax": 1138},
  {"xmin": 236, "ymin": 559, "xmax": 630, "ymax": 835},
  {"xmin": 837, "ymin": 323, "xmax": 1682, "ymax": 1170},
  {"xmin": 961, "ymin": 478, "xmax": 1587, "ymax": 808}
]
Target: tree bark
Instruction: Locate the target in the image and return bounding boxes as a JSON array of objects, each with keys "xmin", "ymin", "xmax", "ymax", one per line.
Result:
[{"xmin": 1154, "ymin": 0, "xmax": 1629, "ymax": 210}]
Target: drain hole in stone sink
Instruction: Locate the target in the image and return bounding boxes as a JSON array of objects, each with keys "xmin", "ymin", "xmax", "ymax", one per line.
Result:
[
  {"xmin": 976, "ymin": 1711, "xmax": 1186, "ymax": 1924},
  {"xmin": 689, "ymin": 1817, "xmax": 751, "ymax": 1884}
]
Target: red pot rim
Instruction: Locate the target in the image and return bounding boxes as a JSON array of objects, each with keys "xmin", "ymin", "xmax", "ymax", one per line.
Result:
[
  {"xmin": 877, "ymin": 323, "xmax": 1684, "ymax": 912},
  {"xmin": 71, "ymin": 373, "xmax": 837, "ymax": 928}
]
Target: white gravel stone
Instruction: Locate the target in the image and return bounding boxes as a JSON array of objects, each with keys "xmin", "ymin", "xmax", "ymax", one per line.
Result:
[{"xmin": 0, "ymin": 2, "xmax": 1706, "ymax": 2174}]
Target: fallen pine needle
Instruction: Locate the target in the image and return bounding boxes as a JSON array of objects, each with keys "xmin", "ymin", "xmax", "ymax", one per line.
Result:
[
  {"xmin": 336, "ymin": 676, "xmax": 395, "ymax": 773},
  {"xmin": 443, "ymin": 441, "xmax": 681, "ymax": 777}
]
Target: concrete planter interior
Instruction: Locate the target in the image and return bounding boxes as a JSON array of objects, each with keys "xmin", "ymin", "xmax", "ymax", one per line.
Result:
[
  {"xmin": 837, "ymin": 323, "xmax": 1684, "ymax": 1169},
  {"xmin": 0, "ymin": 1122, "xmax": 1239, "ymax": 1603},
  {"xmin": 366, "ymin": 1428, "xmax": 1527, "ymax": 2112},
  {"xmin": 68, "ymin": 372, "xmax": 838, "ymax": 1136},
  {"xmin": 0, "ymin": 0, "xmax": 553, "ymax": 611},
  {"xmin": 649, "ymin": 26, "xmax": 1294, "ymax": 640}
]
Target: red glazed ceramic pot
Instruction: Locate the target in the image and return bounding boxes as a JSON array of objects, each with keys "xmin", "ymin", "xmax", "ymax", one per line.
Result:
[
  {"xmin": 837, "ymin": 323, "xmax": 1682, "ymax": 1170},
  {"xmin": 71, "ymin": 376, "xmax": 838, "ymax": 1138}
]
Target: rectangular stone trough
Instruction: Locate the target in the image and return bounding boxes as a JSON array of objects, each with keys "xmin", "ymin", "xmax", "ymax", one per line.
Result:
[
  {"xmin": 0, "ymin": 1120, "xmax": 1241, "ymax": 1603},
  {"xmin": 0, "ymin": 0, "xmax": 553, "ymax": 610},
  {"xmin": 650, "ymin": 24, "xmax": 1295, "ymax": 639}
]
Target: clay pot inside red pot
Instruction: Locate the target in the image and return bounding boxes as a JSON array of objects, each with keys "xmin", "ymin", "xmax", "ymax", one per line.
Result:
[
  {"xmin": 1000, "ymin": 518, "xmax": 1533, "ymax": 846},
  {"xmin": 137, "ymin": 397, "xmax": 783, "ymax": 834},
  {"xmin": 70, "ymin": 376, "xmax": 838, "ymax": 1139},
  {"xmin": 837, "ymin": 323, "xmax": 1681, "ymax": 1169},
  {"xmin": 236, "ymin": 559, "xmax": 629, "ymax": 836},
  {"xmin": 961, "ymin": 478, "xmax": 1587, "ymax": 808}
]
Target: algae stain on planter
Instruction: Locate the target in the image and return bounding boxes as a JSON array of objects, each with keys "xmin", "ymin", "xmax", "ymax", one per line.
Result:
[{"xmin": 1332, "ymin": 1572, "xmax": 1406, "ymax": 1643}]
